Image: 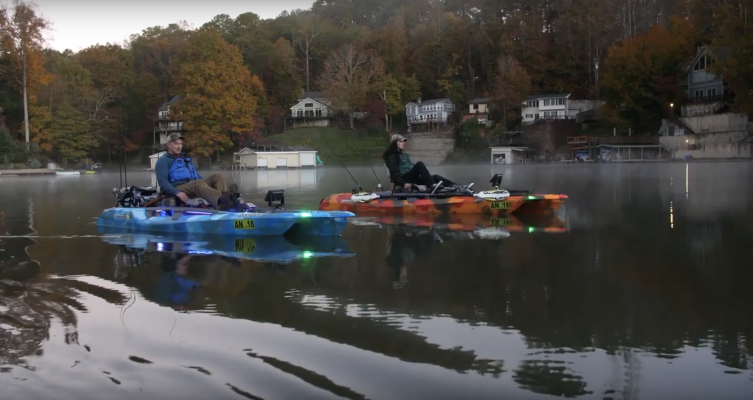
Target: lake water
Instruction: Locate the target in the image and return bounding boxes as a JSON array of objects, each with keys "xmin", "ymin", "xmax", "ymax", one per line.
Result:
[{"xmin": 1, "ymin": 162, "xmax": 752, "ymax": 400}]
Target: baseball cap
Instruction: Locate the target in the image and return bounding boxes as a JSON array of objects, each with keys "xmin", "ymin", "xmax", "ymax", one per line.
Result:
[
  {"xmin": 390, "ymin": 134, "xmax": 407, "ymax": 143},
  {"xmin": 167, "ymin": 133, "xmax": 185, "ymax": 142}
]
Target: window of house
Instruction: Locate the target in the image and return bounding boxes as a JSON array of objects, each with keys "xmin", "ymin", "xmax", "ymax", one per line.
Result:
[
  {"xmin": 315, "ymin": 109, "xmax": 322, "ymax": 117},
  {"xmin": 297, "ymin": 110, "xmax": 303, "ymax": 117},
  {"xmin": 708, "ymin": 88, "xmax": 716, "ymax": 98},
  {"xmin": 525, "ymin": 114, "xmax": 533, "ymax": 119},
  {"xmin": 305, "ymin": 103, "xmax": 313, "ymax": 107},
  {"xmin": 695, "ymin": 90, "xmax": 703, "ymax": 99},
  {"xmin": 557, "ymin": 98, "xmax": 565, "ymax": 105},
  {"xmin": 694, "ymin": 55, "xmax": 706, "ymax": 71},
  {"xmin": 473, "ymin": 104, "xmax": 479, "ymax": 110}
]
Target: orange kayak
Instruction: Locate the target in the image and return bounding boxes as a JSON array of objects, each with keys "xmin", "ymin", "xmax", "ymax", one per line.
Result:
[{"xmin": 318, "ymin": 191, "xmax": 568, "ymax": 215}]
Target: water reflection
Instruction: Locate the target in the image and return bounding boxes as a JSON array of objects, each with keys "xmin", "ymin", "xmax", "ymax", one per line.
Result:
[{"xmin": 1, "ymin": 163, "xmax": 753, "ymax": 399}]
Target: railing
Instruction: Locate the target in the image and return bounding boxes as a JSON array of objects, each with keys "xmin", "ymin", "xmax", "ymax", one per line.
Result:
[
  {"xmin": 289, "ymin": 112, "xmax": 331, "ymax": 119},
  {"xmin": 408, "ymin": 115, "xmax": 450, "ymax": 124},
  {"xmin": 567, "ymin": 135, "xmax": 660, "ymax": 146},
  {"xmin": 250, "ymin": 139, "xmax": 284, "ymax": 151},
  {"xmin": 684, "ymin": 94, "xmax": 726, "ymax": 105},
  {"xmin": 695, "ymin": 124, "xmax": 748, "ymax": 133},
  {"xmin": 154, "ymin": 120, "xmax": 184, "ymax": 131},
  {"xmin": 523, "ymin": 115, "xmax": 576, "ymax": 124}
]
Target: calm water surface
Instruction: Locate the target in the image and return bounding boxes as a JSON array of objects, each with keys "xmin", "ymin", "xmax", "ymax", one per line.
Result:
[{"xmin": 1, "ymin": 163, "xmax": 752, "ymax": 400}]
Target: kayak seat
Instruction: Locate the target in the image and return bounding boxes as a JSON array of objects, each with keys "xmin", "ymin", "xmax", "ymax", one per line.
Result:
[
  {"xmin": 383, "ymin": 164, "xmax": 397, "ymax": 191},
  {"xmin": 159, "ymin": 196, "xmax": 211, "ymax": 208}
]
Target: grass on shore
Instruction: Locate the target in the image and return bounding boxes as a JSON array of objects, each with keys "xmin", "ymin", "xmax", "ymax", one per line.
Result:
[{"xmin": 266, "ymin": 127, "xmax": 389, "ymax": 164}]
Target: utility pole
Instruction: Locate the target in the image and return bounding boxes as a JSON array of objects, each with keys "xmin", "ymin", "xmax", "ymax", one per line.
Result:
[{"xmin": 384, "ymin": 89, "xmax": 388, "ymax": 131}]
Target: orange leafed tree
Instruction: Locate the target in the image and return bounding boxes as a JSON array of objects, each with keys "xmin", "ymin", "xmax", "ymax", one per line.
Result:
[
  {"xmin": 600, "ymin": 16, "xmax": 696, "ymax": 131},
  {"xmin": 170, "ymin": 27, "xmax": 259, "ymax": 159},
  {"xmin": 495, "ymin": 52, "xmax": 532, "ymax": 129}
]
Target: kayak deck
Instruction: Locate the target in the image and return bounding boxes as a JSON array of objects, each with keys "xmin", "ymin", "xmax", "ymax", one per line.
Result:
[
  {"xmin": 318, "ymin": 191, "xmax": 567, "ymax": 215},
  {"xmin": 97, "ymin": 206, "xmax": 355, "ymax": 236}
]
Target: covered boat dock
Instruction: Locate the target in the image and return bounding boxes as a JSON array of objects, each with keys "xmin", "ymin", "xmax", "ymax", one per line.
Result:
[{"xmin": 566, "ymin": 135, "xmax": 671, "ymax": 162}]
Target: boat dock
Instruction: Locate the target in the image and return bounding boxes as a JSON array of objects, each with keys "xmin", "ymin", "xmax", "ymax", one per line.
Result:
[
  {"xmin": 0, "ymin": 169, "xmax": 89, "ymax": 176},
  {"xmin": 0, "ymin": 168, "xmax": 57, "ymax": 176},
  {"xmin": 567, "ymin": 135, "xmax": 671, "ymax": 162}
]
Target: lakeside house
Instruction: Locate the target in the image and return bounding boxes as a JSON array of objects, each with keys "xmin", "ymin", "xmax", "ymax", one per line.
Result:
[
  {"xmin": 521, "ymin": 93, "xmax": 603, "ymax": 125},
  {"xmin": 152, "ymin": 95, "xmax": 184, "ymax": 151},
  {"xmin": 405, "ymin": 98, "xmax": 455, "ymax": 131},
  {"xmin": 462, "ymin": 98, "xmax": 492, "ymax": 127},
  {"xmin": 289, "ymin": 91, "xmax": 334, "ymax": 129}
]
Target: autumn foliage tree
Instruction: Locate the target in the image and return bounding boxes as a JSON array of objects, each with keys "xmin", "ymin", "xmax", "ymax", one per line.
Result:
[
  {"xmin": 495, "ymin": 54, "xmax": 532, "ymax": 129},
  {"xmin": 600, "ymin": 17, "xmax": 697, "ymax": 132},
  {"xmin": 709, "ymin": 3, "xmax": 753, "ymax": 116},
  {"xmin": 170, "ymin": 27, "xmax": 260, "ymax": 159},
  {"xmin": 0, "ymin": 0, "xmax": 51, "ymax": 147},
  {"xmin": 318, "ymin": 44, "xmax": 385, "ymax": 129}
]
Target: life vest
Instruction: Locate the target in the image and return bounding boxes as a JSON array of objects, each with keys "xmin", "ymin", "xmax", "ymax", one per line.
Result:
[
  {"xmin": 397, "ymin": 153, "xmax": 413, "ymax": 175},
  {"xmin": 167, "ymin": 156, "xmax": 200, "ymax": 184}
]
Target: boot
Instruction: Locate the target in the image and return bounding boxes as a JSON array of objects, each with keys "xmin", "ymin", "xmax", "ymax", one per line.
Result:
[{"xmin": 217, "ymin": 183, "xmax": 240, "ymax": 211}]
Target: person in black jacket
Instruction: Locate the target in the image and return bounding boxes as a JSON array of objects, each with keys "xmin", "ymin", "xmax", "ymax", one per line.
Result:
[{"xmin": 383, "ymin": 134, "xmax": 458, "ymax": 192}]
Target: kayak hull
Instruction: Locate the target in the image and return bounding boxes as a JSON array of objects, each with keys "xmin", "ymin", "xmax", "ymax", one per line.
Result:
[
  {"xmin": 96, "ymin": 207, "xmax": 354, "ymax": 236},
  {"xmin": 318, "ymin": 192, "xmax": 567, "ymax": 215}
]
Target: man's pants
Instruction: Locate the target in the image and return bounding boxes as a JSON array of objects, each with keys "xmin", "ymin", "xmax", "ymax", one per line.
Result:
[{"xmin": 174, "ymin": 173, "xmax": 228, "ymax": 208}]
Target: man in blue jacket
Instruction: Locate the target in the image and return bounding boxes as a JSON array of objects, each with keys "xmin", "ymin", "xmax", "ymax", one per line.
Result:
[{"xmin": 155, "ymin": 133, "xmax": 238, "ymax": 210}]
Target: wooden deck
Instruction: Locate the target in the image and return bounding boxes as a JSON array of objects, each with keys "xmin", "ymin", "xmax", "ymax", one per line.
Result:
[{"xmin": 0, "ymin": 168, "xmax": 57, "ymax": 176}]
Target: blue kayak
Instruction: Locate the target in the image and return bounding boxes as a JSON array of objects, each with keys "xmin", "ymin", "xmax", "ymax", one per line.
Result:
[
  {"xmin": 98, "ymin": 186, "xmax": 354, "ymax": 236},
  {"xmin": 98, "ymin": 229, "xmax": 355, "ymax": 263}
]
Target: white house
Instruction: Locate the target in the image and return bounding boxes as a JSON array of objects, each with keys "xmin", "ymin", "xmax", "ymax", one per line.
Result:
[
  {"xmin": 153, "ymin": 95, "xmax": 184, "ymax": 149},
  {"xmin": 521, "ymin": 93, "xmax": 571, "ymax": 124},
  {"xmin": 405, "ymin": 98, "xmax": 455, "ymax": 126},
  {"xmin": 233, "ymin": 146, "xmax": 318, "ymax": 169},
  {"xmin": 289, "ymin": 91, "xmax": 334, "ymax": 129},
  {"xmin": 521, "ymin": 94, "xmax": 605, "ymax": 124}
]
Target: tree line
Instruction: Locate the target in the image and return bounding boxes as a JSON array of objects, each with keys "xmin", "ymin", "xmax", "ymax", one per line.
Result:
[{"xmin": 1, "ymin": 0, "xmax": 751, "ymax": 163}]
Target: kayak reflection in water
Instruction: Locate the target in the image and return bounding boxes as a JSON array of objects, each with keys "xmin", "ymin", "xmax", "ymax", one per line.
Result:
[{"xmin": 384, "ymin": 227, "xmax": 437, "ymax": 289}]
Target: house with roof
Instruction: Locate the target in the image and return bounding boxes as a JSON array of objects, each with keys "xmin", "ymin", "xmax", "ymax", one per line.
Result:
[
  {"xmin": 462, "ymin": 98, "xmax": 492, "ymax": 126},
  {"xmin": 679, "ymin": 45, "xmax": 731, "ymax": 118},
  {"xmin": 520, "ymin": 93, "xmax": 603, "ymax": 125},
  {"xmin": 233, "ymin": 144, "xmax": 319, "ymax": 169},
  {"xmin": 405, "ymin": 98, "xmax": 455, "ymax": 130},
  {"xmin": 152, "ymin": 95, "xmax": 185, "ymax": 150},
  {"xmin": 520, "ymin": 93, "xmax": 571, "ymax": 124},
  {"xmin": 289, "ymin": 91, "xmax": 335, "ymax": 129}
]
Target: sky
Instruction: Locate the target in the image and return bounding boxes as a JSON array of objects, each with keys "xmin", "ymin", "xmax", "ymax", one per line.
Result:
[{"xmin": 28, "ymin": 0, "xmax": 316, "ymax": 52}]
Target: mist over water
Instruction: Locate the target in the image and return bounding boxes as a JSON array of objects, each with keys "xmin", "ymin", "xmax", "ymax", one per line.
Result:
[{"xmin": 1, "ymin": 162, "xmax": 752, "ymax": 399}]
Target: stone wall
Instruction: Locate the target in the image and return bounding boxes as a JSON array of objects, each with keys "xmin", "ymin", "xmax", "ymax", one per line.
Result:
[
  {"xmin": 681, "ymin": 113, "xmax": 748, "ymax": 134},
  {"xmin": 404, "ymin": 127, "xmax": 456, "ymax": 165},
  {"xmin": 660, "ymin": 131, "xmax": 752, "ymax": 159}
]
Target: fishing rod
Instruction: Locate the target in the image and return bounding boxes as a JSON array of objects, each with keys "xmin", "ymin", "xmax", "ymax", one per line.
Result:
[
  {"xmin": 326, "ymin": 144, "xmax": 362, "ymax": 192},
  {"xmin": 367, "ymin": 161, "xmax": 382, "ymax": 190}
]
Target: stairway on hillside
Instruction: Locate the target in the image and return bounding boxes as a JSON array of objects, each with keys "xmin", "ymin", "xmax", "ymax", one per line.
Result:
[{"xmin": 404, "ymin": 128, "xmax": 456, "ymax": 165}]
